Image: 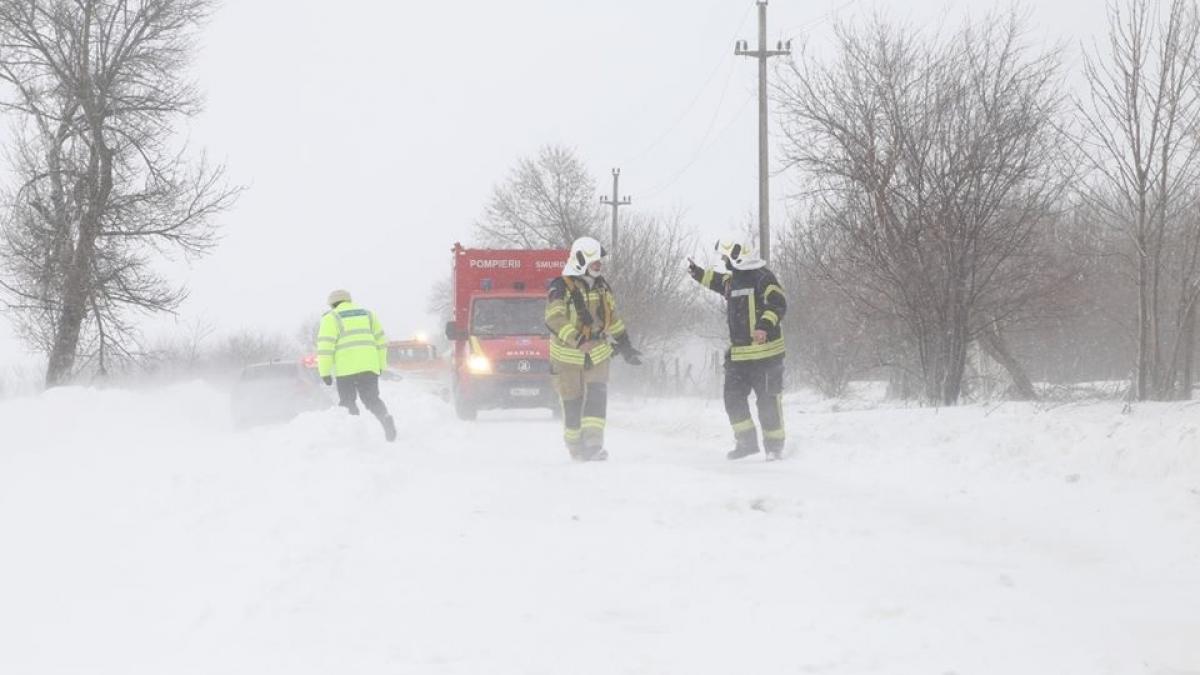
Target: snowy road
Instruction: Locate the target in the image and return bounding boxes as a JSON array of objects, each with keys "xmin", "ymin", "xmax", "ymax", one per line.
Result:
[{"xmin": 2, "ymin": 381, "xmax": 1198, "ymax": 674}]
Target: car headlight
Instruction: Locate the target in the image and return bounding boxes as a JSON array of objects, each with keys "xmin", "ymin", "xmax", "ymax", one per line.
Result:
[{"xmin": 467, "ymin": 354, "xmax": 492, "ymax": 374}]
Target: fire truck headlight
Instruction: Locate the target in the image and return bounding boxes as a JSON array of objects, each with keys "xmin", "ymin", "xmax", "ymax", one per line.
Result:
[{"xmin": 467, "ymin": 354, "xmax": 492, "ymax": 374}]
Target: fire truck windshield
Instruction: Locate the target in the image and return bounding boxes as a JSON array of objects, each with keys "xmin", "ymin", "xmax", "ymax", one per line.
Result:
[{"xmin": 470, "ymin": 297, "xmax": 548, "ymax": 337}]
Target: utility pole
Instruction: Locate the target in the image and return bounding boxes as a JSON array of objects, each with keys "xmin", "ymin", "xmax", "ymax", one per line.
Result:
[
  {"xmin": 736, "ymin": 1, "xmax": 790, "ymax": 264},
  {"xmin": 600, "ymin": 168, "xmax": 631, "ymax": 270}
]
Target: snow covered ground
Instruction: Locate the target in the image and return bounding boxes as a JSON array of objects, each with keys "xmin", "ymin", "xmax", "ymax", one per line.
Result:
[{"xmin": 1, "ymin": 380, "xmax": 1198, "ymax": 675}]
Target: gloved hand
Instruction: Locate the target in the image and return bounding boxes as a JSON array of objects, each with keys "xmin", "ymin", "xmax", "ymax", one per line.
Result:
[
  {"xmin": 686, "ymin": 257, "xmax": 703, "ymax": 278},
  {"xmin": 322, "ymin": 375, "xmax": 333, "ymax": 386},
  {"xmin": 621, "ymin": 346, "xmax": 643, "ymax": 366},
  {"xmin": 613, "ymin": 333, "xmax": 643, "ymax": 366}
]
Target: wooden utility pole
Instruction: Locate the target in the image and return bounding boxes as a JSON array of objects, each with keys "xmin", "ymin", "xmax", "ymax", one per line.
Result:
[
  {"xmin": 736, "ymin": 1, "xmax": 790, "ymax": 264},
  {"xmin": 600, "ymin": 168, "xmax": 631, "ymax": 268}
]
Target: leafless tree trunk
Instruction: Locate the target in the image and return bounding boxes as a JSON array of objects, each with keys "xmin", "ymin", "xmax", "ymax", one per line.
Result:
[
  {"xmin": 1077, "ymin": 0, "xmax": 1200, "ymax": 401},
  {"xmin": 978, "ymin": 318, "xmax": 1039, "ymax": 400},
  {"xmin": 778, "ymin": 11, "xmax": 1067, "ymax": 405},
  {"xmin": 0, "ymin": 0, "xmax": 240, "ymax": 387}
]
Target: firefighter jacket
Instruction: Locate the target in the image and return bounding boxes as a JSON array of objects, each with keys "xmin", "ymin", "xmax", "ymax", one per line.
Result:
[
  {"xmin": 316, "ymin": 302, "xmax": 388, "ymax": 378},
  {"xmin": 544, "ymin": 275, "xmax": 628, "ymax": 368},
  {"xmin": 690, "ymin": 264, "xmax": 787, "ymax": 362}
]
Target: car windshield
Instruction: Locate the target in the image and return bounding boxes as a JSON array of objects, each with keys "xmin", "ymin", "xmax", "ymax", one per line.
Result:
[{"xmin": 470, "ymin": 297, "xmax": 548, "ymax": 337}]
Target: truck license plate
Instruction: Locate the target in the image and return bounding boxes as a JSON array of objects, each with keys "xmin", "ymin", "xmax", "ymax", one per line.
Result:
[{"xmin": 510, "ymin": 387, "xmax": 540, "ymax": 397}]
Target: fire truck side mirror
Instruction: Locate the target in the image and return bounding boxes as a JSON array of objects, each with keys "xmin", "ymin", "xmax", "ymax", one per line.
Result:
[{"xmin": 445, "ymin": 321, "xmax": 464, "ymax": 341}]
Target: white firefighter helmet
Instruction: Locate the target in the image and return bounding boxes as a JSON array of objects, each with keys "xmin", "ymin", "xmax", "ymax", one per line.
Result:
[
  {"xmin": 714, "ymin": 237, "xmax": 765, "ymax": 271},
  {"xmin": 563, "ymin": 236, "xmax": 607, "ymax": 276}
]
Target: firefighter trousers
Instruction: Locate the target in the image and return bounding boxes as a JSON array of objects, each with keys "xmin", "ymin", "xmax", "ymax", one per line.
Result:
[
  {"xmin": 553, "ymin": 358, "xmax": 610, "ymax": 457},
  {"xmin": 724, "ymin": 355, "xmax": 785, "ymax": 452}
]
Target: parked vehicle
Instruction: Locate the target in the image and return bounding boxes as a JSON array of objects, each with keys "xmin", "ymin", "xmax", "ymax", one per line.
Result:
[
  {"xmin": 386, "ymin": 337, "xmax": 445, "ymax": 379},
  {"xmin": 444, "ymin": 243, "xmax": 566, "ymax": 420},
  {"xmin": 231, "ymin": 359, "xmax": 332, "ymax": 429}
]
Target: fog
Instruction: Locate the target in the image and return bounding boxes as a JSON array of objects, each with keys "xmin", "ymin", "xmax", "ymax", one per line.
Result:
[
  {"xmin": 0, "ymin": 0, "xmax": 1109, "ymax": 366},
  {"xmin": 3, "ymin": 5, "xmax": 1199, "ymax": 671}
]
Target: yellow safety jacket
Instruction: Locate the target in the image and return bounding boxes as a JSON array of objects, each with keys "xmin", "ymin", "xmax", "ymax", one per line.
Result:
[
  {"xmin": 544, "ymin": 275, "xmax": 627, "ymax": 368},
  {"xmin": 316, "ymin": 302, "xmax": 388, "ymax": 377}
]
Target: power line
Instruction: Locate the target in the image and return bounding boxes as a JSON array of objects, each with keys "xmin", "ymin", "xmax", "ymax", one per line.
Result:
[
  {"xmin": 778, "ymin": 0, "xmax": 864, "ymax": 40},
  {"xmin": 641, "ymin": 91, "xmax": 756, "ymax": 199},
  {"xmin": 628, "ymin": 0, "xmax": 864, "ymax": 204},
  {"xmin": 617, "ymin": 0, "xmax": 756, "ymax": 167}
]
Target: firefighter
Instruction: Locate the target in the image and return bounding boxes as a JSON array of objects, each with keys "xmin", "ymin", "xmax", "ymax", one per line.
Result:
[
  {"xmin": 316, "ymin": 289, "xmax": 397, "ymax": 442},
  {"xmin": 545, "ymin": 236, "xmax": 643, "ymax": 461},
  {"xmin": 687, "ymin": 238, "xmax": 787, "ymax": 460}
]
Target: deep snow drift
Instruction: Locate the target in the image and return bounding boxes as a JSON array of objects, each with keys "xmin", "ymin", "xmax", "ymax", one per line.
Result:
[{"xmin": 1, "ymin": 380, "xmax": 1198, "ymax": 675}]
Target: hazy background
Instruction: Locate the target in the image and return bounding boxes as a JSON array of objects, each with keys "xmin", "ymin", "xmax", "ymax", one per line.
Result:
[{"xmin": 0, "ymin": 0, "xmax": 1109, "ymax": 365}]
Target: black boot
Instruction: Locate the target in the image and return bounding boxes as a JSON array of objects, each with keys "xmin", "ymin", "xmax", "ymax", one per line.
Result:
[
  {"xmin": 726, "ymin": 442, "xmax": 760, "ymax": 461},
  {"xmin": 381, "ymin": 415, "xmax": 397, "ymax": 442},
  {"xmin": 581, "ymin": 445, "xmax": 608, "ymax": 462},
  {"xmin": 765, "ymin": 438, "xmax": 785, "ymax": 461}
]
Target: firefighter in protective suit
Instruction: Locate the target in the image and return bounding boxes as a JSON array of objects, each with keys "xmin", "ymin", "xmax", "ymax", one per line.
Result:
[
  {"xmin": 688, "ymin": 238, "xmax": 787, "ymax": 460},
  {"xmin": 316, "ymin": 289, "xmax": 398, "ymax": 442},
  {"xmin": 545, "ymin": 237, "xmax": 643, "ymax": 461}
]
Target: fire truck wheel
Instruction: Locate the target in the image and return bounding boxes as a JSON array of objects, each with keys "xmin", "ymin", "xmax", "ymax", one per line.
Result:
[{"xmin": 454, "ymin": 395, "xmax": 477, "ymax": 421}]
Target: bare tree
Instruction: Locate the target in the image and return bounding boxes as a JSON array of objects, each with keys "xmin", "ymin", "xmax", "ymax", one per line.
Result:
[
  {"xmin": 474, "ymin": 144, "xmax": 603, "ymax": 248},
  {"xmin": 775, "ymin": 215, "xmax": 873, "ymax": 397},
  {"xmin": 778, "ymin": 11, "xmax": 1068, "ymax": 405},
  {"xmin": 1173, "ymin": 192, "xmax": 1200, "ymax": 397},
  {"xmin": 605, "ymin": 211, "xmax": 699, "ymax": 350},
  {"xmin": 294, "ymin": 317, "xmax": 322, "ymax": 353},
  {"xmin": 1077, "ymin": 0, "xmax": 1200, "ymax": 401},
  {"xmin": 0, "ymin": 0, "xmax": 240, "ymax": 387},
  {"xmin": 138, "ymin": 324, "xmax": 294, "ymax": 384},
  {"xmin": 426, "ymin": 277, "xmax": 452, "ymax": 323},
  {"xmin": 471, "ymin": 146, "xmax": 697, "ymax": 352}
]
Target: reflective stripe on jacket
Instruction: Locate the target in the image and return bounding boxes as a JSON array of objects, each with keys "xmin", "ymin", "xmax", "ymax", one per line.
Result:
[
  {"xmin": 544, "ymin": 275, "xmax": 627, "ymax": 367},
  {"xmin": 691, "ymin": 265, "xmax": 787, "ymax": 362},
  {"xmin": 316, "ymin": 302, "xmax": 387, "ymax": 377}
]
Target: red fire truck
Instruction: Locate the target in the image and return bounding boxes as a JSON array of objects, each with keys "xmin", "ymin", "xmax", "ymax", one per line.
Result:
[{"xmin": 443, "ymin": 243, "xmax": 567, "ymax": 420}]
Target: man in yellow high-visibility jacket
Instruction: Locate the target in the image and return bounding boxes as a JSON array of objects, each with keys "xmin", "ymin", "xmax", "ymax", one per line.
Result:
[{"xmin": 316, "ymin": 289, "xmax": 396, "ymax": 442}]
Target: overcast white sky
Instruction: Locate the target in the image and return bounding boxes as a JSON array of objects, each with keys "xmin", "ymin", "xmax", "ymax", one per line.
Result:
[{"xmin": 0, "ymin": 0, "xmax": 1110, "ymax": 366}]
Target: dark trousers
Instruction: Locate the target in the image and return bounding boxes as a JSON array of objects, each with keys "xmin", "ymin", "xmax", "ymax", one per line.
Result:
[
  {"xmin": 724, "ymin": 356, "xmax": 785, "ymax": 452},
  {"xmin": 336, "ymin": 372, "xmax": 390, "ymax": 422}
]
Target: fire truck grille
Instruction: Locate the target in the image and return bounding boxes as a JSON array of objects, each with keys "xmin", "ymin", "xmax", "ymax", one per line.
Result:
[{"xmin": 495, "ymin": 359, "xmax": 551, "ymax": 375}]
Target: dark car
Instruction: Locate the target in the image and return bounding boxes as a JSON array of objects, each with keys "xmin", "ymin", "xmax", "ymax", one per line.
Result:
[{"xmin": 231, "ymin": 360, "xmax": 332, "ymax": 429}]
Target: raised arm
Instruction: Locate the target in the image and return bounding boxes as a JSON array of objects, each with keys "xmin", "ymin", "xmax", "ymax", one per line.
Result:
[{"xmin": 687, "ymin": 258, "xmax": 728, "ymax": 296}]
